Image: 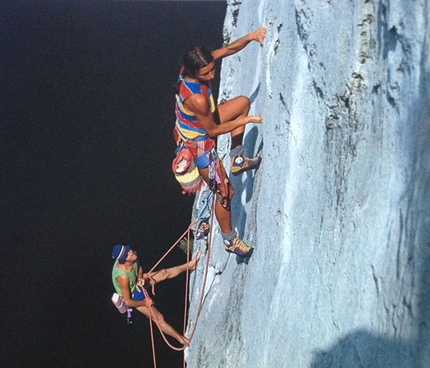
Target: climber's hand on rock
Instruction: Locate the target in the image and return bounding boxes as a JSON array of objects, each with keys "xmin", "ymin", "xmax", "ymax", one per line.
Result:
[{"xmin": 250, "ymin": 27, "xmax": 267, "ymax": 45}]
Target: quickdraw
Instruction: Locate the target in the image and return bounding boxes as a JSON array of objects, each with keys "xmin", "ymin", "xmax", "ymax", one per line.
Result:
[{"xmin": 209, "ymin": 148, "xmax": 231, "ymax": 210}]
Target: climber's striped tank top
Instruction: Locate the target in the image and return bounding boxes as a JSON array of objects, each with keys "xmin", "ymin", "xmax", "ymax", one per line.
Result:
[{"xmin": 174, "ymin": 77, "xmax": 216, "ymax": 141}]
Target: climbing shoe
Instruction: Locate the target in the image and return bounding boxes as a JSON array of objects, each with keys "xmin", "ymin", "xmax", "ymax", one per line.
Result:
[
  {"xmin": 223, "ymin": 237, "xmax": 254, "ymax": 258},
  {"xmin": 196, "ymin": 220, "xmax": 210, "ymax": 240},
  {"xmin": 230, "ymin": 154, "xmax": 262, "ymax": 176}
]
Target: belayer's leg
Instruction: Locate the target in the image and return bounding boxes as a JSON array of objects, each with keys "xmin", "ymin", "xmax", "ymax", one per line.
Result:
[
  {"xmin": 148, "ymin": 251, "xmax": 202, "ymax": 284},
  {"xmin": 137, "ymin": 305, "xmax": 189, "ymax": 346}
]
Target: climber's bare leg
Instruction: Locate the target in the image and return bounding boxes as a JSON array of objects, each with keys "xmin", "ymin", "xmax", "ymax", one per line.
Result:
[
  {"xmin": 217, "ymin": 96, "xmax": 250, "ymax": 145},
  {"xmin": 198, "ymin": 167, "xmax": 234, "ymax": 234}
]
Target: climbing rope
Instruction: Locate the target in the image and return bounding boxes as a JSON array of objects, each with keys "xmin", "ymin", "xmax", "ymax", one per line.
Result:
[
  {"xmin": 147, "ymin": 220, "xmax": 197, "ymax": 274},
  {"xmin": 144, "ymin": 221, "xmax": 196, "ymax": 349},
  {"xmin": 143, "ymin": 190, "xmax": 216, "ymax": 368},
  {"xmin": 182, "ymin": 221, "xmax": 191, "ymax": 367},
  {"xmin": 148, "ymin": 313, "xmax": 157, "ymax": 368},
  {"xmin": 185, "ymin": 196, "xmax": 215, "ymax": 345}
]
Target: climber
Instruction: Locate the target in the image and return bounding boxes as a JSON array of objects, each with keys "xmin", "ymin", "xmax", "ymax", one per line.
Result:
[
  {"xmin": 173, "ymin": 26, "xmax": 266, "ymax": 258},
  {"xmin": 111, "ymin": 244, "xmax": 201, "ymax": 346}
]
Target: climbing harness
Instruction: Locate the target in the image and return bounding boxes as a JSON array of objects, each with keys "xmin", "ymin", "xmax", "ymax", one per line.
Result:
[{"xmin": 173, "ymin": 136, "xmax": 232, "ymax": 210}]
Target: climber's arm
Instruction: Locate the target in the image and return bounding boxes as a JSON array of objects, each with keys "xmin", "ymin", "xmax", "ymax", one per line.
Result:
[
  {"xmin": 185, "ymin": 93, "xmax": 261, "ymax": 138},
  {"xmin": 211, "ymin": 27, "xmax": 267, "ymax": 61}
]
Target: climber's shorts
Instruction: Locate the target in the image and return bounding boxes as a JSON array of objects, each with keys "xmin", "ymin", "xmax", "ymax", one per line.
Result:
[{"xmin": 185, "ymin": 138, "xmax": 215, "ymax": 169}]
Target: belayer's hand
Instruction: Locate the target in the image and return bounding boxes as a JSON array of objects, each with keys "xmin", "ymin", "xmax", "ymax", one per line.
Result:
[
  {"xmin": 250, "ymin": 27, "xmax": 267, "ymax": 45},
  {"xmin": 144, "ymin": 297, "xmax": 154, "ymax": 307},
  {"xmin": 137, "ymin": 277, "xmax": 145, "ymax": 287}
]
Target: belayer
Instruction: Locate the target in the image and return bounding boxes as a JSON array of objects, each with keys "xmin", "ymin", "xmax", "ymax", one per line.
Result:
[
  {"xmin": 111, "ymin": 244, "xmax": 201, "ymax": 346},
  {"xmin": 173, "ymin": 27, "xmax": 267, "ymax": 258}
]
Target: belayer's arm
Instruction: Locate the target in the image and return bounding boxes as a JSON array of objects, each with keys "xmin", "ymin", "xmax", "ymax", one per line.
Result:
[
  {"xmin": 211, "ymin": 27, "xmax": 267, "ymax": 61},
  {"xmin": 117, "ymin": 274, "xmax": 152, "ymax": 308}
]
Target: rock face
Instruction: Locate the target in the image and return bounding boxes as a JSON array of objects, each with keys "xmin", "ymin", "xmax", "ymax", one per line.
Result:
[{"xmin": 185, "ymin": 1, "xmax": 430, "ymax": 367}]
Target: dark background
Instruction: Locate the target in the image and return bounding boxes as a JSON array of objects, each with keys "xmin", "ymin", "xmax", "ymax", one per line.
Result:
[{"xmin": 1, "ymin": 1, "xmax": 226, "ymax": 367}]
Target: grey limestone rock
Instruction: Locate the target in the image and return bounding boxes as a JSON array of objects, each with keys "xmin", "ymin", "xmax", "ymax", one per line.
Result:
[{"xmin": 185, "ymin": 1, "xmax": 430, "ymax": 367}]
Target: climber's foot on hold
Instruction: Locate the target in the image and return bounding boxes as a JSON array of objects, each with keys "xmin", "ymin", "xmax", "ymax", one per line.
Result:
[
  {"xmin": 230, "ymin": 154, "xmax": 262, "ymax": 176},
  {"xmin": 196, "ymin": 220, "xmax": 210, "ymax": 240},
  {"xmin": 223, "ymin": 237, "xmax": 254, "ymax": 258}
]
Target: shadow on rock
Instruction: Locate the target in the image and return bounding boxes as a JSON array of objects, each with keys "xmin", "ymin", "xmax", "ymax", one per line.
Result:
[{"xmin": 311, "ymin": 329, "xmax": 415, "ymax": 368}]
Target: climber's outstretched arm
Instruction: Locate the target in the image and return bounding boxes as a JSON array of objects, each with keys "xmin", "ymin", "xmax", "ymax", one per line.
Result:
[{"xmin": 211, "ymin": 26, "xmax": 267, "ymax": 61}]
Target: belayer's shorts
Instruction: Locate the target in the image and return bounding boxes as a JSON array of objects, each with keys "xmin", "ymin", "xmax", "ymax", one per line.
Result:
[{"xmin": 131, "ymin": 285, "xmax": 146, "ymax": 301}]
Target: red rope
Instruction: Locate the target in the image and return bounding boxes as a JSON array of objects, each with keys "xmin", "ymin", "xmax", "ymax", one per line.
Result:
[
  {"xmin": 143, "ymin": 220, "xmax": 195, "ymax": 368},
  {"xmin": 185, "ymin": 193, "xmax": 215, "ymax": 343},
  {"xmin": 182, "ymin": 225, "xmax": 191, "ymax": 368},
  {"xmin": 148, "ymin": 310, "xmax": 157, "ymax": 368},
  {"xmin": 143, "ymin": 223, "xmax": 193, "ymax": 351},
  {"xmin": 145, "ymin": 195, "xmax": 216, "ymax": 367},
  {"xmin": 148, "ymin": 220, "xmax": 196, "ymax": 274}
]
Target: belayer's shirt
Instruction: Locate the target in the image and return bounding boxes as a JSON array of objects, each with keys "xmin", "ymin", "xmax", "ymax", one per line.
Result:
[{"xmin": 112, "ymin": 261, "xmax": 138, "ymax": 296}]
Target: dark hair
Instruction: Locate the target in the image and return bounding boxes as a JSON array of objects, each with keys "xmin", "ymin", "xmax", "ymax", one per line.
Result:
[
  {"xmin": 182, "ymin": 45, "xmax": 214, "ymax": 78},
  {"xmin": 174, "ymin": 45, "xmax": 214, "ymax": 94}
]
